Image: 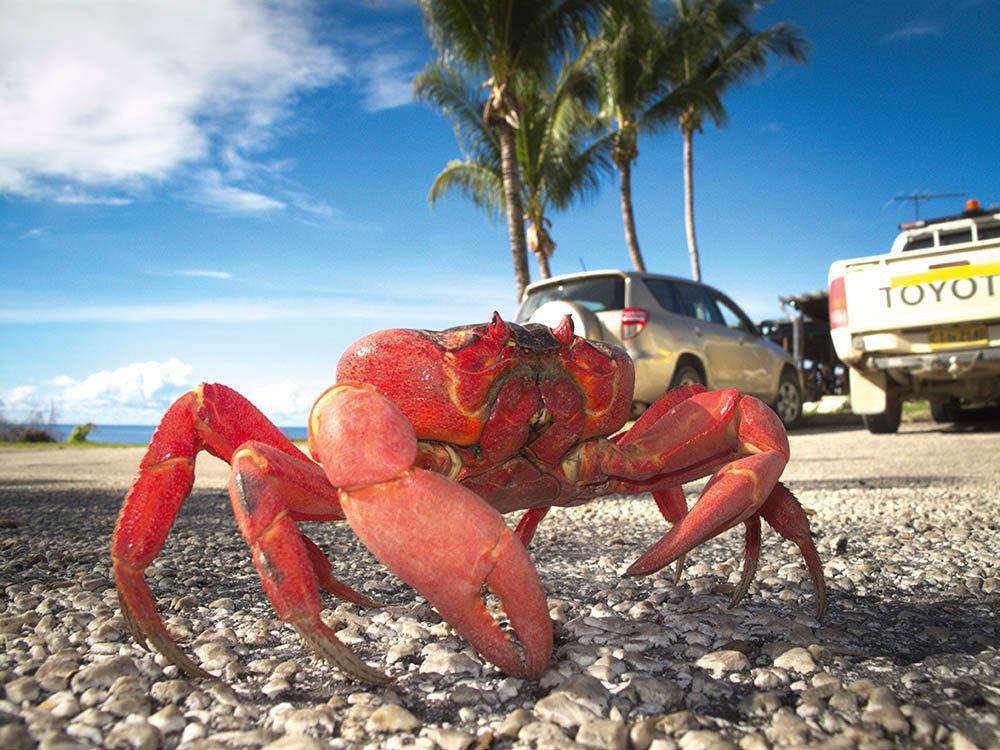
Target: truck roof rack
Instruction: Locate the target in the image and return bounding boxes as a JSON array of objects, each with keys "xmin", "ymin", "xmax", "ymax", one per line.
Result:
[{"xmin": 899, "ymin": 199, "xmax": 994, "ymax": 230}]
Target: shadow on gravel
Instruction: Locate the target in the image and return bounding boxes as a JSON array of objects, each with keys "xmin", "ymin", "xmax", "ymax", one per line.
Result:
[
  {"xmin": 793, "ymin": 405, "xmax": 1000, "ymax": 434},
  {"xmin": 782, "ymin": 475, "xmax": 957, "ymax": 492},
  {"xmin": 0, "ymin": 478, "xmax": 89, "ymax": 489},
  {"xmin": 931, "ymin": 407, "xmax": 1000, "ymax": 433},
  {"xmin": 791, "ymin": 422, "xmax": 863, "ymax": 436},
  {"xmin": 828, "ymin": 592, "xmax": 999, "ymax": 664}
]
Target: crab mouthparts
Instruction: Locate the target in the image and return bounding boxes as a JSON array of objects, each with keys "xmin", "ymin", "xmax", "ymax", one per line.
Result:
[{"xmin": 529, "ymin": 406, "xmax": 551, "ymax": 428}]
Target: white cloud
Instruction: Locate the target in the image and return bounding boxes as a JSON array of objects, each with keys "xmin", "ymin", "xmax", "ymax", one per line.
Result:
[
  {"xmin": 884, "ymin": 23, "xmax": 938, "ymax": 41},
  {"xmin": 191, "ymin": 171, "xmax": 287, "ymax": 213},
  {"xmin": 2, "ymin": 385, "xmax": 39, "ymax": 408},
  {"xmin": 61, "ymin": 359, "xmax": 193, "ymax": 405},
  {"xmin": 1, "ymin": 358, "xmax": 195, "ymax": 423},
  {"xmin": 1, "ymin": 362, "xmax": 317, "ymax": 426},
  {"xmin": 357, "ymin": 51, "xmax": 418, "ymax": 112},
  {"xmin": 249, "ymin": 380, "xmax": 315, "ymax": 424},
  {"xmin": 0, "ymin": 0, "xmax": 344, "ymax": 202},
  {"xmin": 175, "ymin": 270, "xmax": 234, "ymax": 280},
  {"xmin": 53, "ymin": 189, "xmax": 133, "ymax": 206},
  {"xmin": 1, "ymin": 357, "xmax": 321, "ymax": 425}
]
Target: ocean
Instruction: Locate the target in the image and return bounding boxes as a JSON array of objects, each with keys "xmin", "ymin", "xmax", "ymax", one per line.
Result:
[{"xmin": 49, "ymin": 424, "xmax": 309, "ymax": 446}]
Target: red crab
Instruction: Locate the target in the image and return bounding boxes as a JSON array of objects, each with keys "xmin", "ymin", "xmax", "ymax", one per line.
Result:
[{"xmin": 111, "ymin": 313, "xmax": 825, "ymax": 684}]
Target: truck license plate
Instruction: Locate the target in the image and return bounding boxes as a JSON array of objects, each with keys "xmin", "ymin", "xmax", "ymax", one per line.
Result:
[{"xmin": 929, "ymin": 324, "xmax": 988, "ymax": 348}]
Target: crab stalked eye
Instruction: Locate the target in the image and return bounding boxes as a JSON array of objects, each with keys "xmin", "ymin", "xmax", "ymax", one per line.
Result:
[
  {"xmin": 551, "ymin": 315, "xmax": 574, "ymax": 345},
  {"xmin": 489, "ymin": 311, "xmax": 510, "ymax": 341}
]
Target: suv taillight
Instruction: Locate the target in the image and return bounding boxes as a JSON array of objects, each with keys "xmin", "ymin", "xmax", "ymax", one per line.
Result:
[
  {"xmin": 621, "ymin": 308, "xmax": 648, "ymax": 339},
  {"xmin": 828, "ymin": 276, "xmax": 848, "ymax": 329}
]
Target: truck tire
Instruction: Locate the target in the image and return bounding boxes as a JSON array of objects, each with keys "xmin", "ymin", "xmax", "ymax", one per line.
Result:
[
  {"xmin": 863, "ymin": 398, "xmax": 902, "ymax": 434},
  {"xmin": 930, "ymin": 398, "xmax": 961, "ymax": 424},
  {"xmin": 771, "ymin": 371, "xmax": 803, "ymax": 429}
]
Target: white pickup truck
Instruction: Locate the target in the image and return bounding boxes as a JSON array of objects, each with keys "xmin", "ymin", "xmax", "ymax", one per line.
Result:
[{"xmin": 828, "ymin": 200, "xmax": 1000, "ymax": 433}]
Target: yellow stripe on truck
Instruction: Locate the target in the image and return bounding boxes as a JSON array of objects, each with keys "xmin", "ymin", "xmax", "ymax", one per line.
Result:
[{"xmin": 890, "ymin": 261, "xmax": 1000, "ymax": 288}]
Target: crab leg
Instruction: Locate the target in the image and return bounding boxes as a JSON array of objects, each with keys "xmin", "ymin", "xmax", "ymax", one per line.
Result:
[
  {"xmin": 111, "ymin": 384, "xmax": 371, "ymax": 679},
  {"xmin": 574, "ymin": 388, "xmax": 824, "ymax": 615},
  {"xmin": 229, "ymin": 443, "xmax": 389, "ymax": 683},
  {"xmin": 759, "ymin": 483, "xmax": 827, "ymax": 618},
  {"xmin": 718, "ymin": 482, "xmax": 825, "ymax": 616},
  {"xmin": 611, "ymin": 385, "xmax": 703, "ymax": 583},
  {"xmin": 514, "ymin": 507, "xmax": 551, "ymax": 546},
  {"xmin": 730, "ymin": 514, "xmax": 761, "ymax": 608},
  {"xmin": 310, "ymin": 383, "xmax": 553, "ymax": 679},
  {"xmin": 625, "ymin": 449, "xmax": 785, "ymax": 574}
]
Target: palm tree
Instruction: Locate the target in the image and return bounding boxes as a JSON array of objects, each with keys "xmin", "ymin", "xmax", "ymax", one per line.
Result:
[
  {"xmin": 418, "ymin": 0, "xmax": 603, "ymax": 301},
  {"xmin": 664, "ymin": 0, "xmax": 808, "ymax": 281},
  {"xmin": 415, "ymin": 61, "xmax": 609, "ymax": 279},
  {"xmin": 514, "ymin": 60, "xmax": 609, "ymax": 278},
  {"xmin": 589, "ymin": 1, "xmax": 688, "ymax": 273}
]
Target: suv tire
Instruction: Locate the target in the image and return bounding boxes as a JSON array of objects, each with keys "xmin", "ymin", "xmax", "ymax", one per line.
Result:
[
  {"xmin": 669, "ymin": 365, "xmax": 704, "ymax": 390},
  {"xmin": 772, "ymin": 371, "xmax": 803, "ymax": 429}
]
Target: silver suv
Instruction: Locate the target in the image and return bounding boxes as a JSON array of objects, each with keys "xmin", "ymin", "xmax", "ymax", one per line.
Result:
[{"xmin": 515, "ymin": 270, "xmax": 803, "ymax": 428}]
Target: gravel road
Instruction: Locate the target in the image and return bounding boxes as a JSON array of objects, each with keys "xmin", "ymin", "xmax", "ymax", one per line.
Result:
[{"xmin": 1, "ymin": 416, "xmax": 998, "ymax": 749}]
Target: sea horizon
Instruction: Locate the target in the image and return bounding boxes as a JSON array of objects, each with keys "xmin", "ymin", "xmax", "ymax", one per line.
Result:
[{"xmin": 46, "ymin": 423, "xmax": 309, "ymax": 446}]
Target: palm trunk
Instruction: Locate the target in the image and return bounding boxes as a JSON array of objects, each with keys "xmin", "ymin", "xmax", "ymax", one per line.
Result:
[
  {"xmin": 618, "ymin": 158, "xmax": 646, "ymax": 272},
  {"xmin": 683, "ymin": 127, "xmax": 702, "ymax": 282},
  {"xmin": 497, "ymin": 121, "xmax": 531, "ymax": 302},
  {"xmin": 535, "ymin": 252, "xmax": 551, "ymax": 279}
]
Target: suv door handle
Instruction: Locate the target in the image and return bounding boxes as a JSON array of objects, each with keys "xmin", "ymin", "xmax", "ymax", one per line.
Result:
[{"xmin": 694, "ymin": 327, "xmax": 703, "ymax": 337}]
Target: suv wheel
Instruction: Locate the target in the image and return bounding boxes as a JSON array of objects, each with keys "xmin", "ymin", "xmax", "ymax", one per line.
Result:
[
  {"xmin": 772, "ymin": 371, "xmax": 803, "ymax": 429},
  {"xmin": 669, "ymin": 365, "xmax": 704, "ymax": 390}
]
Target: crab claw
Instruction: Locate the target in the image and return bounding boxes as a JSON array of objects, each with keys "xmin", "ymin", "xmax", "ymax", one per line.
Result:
[{"xmin": 310, "ymin": 383, "xmax": 553, "ymax": 678}]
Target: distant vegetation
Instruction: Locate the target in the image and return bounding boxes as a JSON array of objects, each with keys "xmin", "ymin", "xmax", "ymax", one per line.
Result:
[
  {"xmin": 68, "ymin": 423, "xmax": 96, "ymax": 444},
  {"xmin": 0, "ymin": 408, "xmax": 58, "ymax": 443}
]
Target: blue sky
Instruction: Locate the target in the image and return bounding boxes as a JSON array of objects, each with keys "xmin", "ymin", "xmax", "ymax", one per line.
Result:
[{"xmin": 2, "ymin": 0, "xmax": 998, "ymax": 426}]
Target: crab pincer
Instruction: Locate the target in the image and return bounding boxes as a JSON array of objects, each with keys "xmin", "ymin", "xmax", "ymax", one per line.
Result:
[{"xmin": 309, "ymin": 383, "xmax": 553, "ymax": 678}]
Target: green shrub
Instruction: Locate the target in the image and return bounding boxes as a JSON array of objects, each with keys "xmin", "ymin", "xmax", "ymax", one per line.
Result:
[{"xmin": 68, "ymin": 423, "xmax": 96, "ymax": 444}]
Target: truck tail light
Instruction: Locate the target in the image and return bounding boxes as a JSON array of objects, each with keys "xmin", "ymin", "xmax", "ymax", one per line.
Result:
[
  {"xmin": 621, "ymin": 308, "xmax": 648, "ymax": 339},
  {"xmin": 828, "ymin": 277, "xmax": 848, "ymax": 329}
]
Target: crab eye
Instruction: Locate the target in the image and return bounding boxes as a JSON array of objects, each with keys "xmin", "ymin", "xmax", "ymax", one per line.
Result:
[
  {"xmin": 488, "ymin": 311, "xmax": 509, "ymax": 340},
  {"xmin": 551, "ymin": 315, "xmax": 574, "ymax": 345}
]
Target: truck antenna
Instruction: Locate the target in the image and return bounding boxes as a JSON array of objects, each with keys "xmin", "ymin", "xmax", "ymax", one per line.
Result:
[{"xmin": 893, "ymin": 192, "xmax": 966, "ymax": 220}]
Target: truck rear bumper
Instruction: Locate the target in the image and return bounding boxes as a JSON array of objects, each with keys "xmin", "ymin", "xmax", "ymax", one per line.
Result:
[{"xmin": 869, "ymin": 347, "xmax": 1000, "ymax": 378}]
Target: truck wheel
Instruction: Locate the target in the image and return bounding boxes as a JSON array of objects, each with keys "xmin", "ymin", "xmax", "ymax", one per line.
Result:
[
  {"xmin": 771, "ymin": 371, "xmax": 803, "ymax": 429},
  {"xmin": 930, "ymin": 398, "xmax": 961, "ymax": 424},
  {"xmin": 863, "ymin": 398, "xmax": 902, "ymax": 434}
]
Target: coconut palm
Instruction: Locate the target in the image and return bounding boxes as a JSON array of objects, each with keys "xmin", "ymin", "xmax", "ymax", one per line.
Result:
[
  {"xmin": 418, "ymin": 0, "xmax": 603, "ymax": 301},
  {"xmin": 664, "ymin": 0, "xmax": 808, "ymax": 281},
  {"xmin": 415, "ymin": 61, "xmax": 610, "ymax": 279},
  {"xmin": 589, "ymin": 1, "xmax": 688, "ymax": 273}
]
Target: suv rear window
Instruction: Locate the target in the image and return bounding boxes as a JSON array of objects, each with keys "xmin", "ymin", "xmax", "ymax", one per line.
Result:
[
  {"xmin": 671, "ymin": 281, "xmax": 725, "ymax": 325},
  {"xmin": 519, "ymin": 275, "xmax": 625, "ymax": 319}
]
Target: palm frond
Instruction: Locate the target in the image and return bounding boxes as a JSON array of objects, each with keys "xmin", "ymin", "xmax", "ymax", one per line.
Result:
[
  {"xmin": 414, "ymin": 64, "xmax": 498, "ymax": 163},
  {"xmin": 428, "ymin": 159, "xmax": 505, "ymax": 221}
]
